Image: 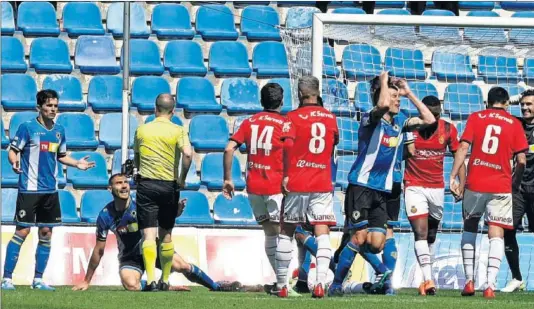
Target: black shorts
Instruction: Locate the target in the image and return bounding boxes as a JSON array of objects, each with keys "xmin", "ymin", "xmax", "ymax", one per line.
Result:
[
  {"xmin": 386, "ymin": 182, "xmax": 402, "ymax": 227},
  {"xmin": 344, "ymin": 184, "xmax": 388, "ymax": 233},
  {"xmin": 15, "ymin": 192, "xmax": 61, "ymax": 226},
  {"xmin": 136, "ymin": 178, "xmax": 180, "ymax": 230},
  {"xmin": 512, "ymin": 191, "xmax": 534, "ymax": 231},
  {"xmin": 119, "ymin": 254, "xmax": 162, "ymax": 274}
]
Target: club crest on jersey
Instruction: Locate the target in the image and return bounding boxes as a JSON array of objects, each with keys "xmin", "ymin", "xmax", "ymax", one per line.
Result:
[
  {"xmin": 282, "ymin": 122, "xmax": 291, "ymax": 133},
  {"xmin": 56, "ymin": 132, "xmax": 61, "ymax": 140},
  {"xmin": 439, "ymin": 135, "xmax": 445, "ymax": 144},
  {"xmin": 411, "ymin": 206, "xmax": 417, "ymax": 214},
  {"xmin": 381, "ymin": 135, "xmax": 399, "ymax": 148}
]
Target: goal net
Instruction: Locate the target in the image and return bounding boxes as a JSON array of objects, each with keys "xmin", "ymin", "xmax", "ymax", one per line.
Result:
[{"xmin": 280, "ymin": 12, "xmax": 534, "ymax": 291}]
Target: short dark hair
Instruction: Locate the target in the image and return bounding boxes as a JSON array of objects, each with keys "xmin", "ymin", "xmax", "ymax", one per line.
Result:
[
  {"xmin": 108, "ymin": 173, "xmax": 128, "ymax": 186},
  {"xmin": 261, "ymin": 83, "xmax": 283, "ymax": 110},
  {"xmin": 520, "ymin": 89, "xmax": 534, "ymax": 102},
  {"xmin": 37, "ymin": 89, "xmax": 59, "ymax": 107},
  {"xmin": 422, "ymin": 95, "xmax": 441, "ymax": 107},
  {"xmin": 487, "ymin": 87, "xmax": 510, "ymax": 107},
  {"xmin": 370, "ymin": 75, "xmax": 397, "ymax": 106}
]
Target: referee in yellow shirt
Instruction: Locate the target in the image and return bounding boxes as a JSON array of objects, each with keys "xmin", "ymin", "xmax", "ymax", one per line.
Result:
[{"xmin": 133, "ymin": 93, "xmax": 192, "ymax": 291}]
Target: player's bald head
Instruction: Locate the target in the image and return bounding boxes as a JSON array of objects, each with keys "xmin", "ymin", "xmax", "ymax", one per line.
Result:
[
  {"xmin": 155, "ymin": 93, "xmax": 175, "ymax": 115},
  {"xmin": 298, "ymin": 76, "xmax": 320, "ymax": 104}
]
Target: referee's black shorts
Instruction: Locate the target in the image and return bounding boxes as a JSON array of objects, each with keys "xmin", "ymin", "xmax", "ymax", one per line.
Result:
[
  {"xmin": 512, "ymin": 190, "xmax": 534, "ymax": 231},
  {"xmin": 136, "ymin": 178, "xmax": 179, "ymax": 230}
]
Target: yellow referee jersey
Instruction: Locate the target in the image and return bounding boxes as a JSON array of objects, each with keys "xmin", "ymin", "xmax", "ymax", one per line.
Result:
[{"xmin": 134, "ymin": 117, "xmax": 190, "ymax": 181}]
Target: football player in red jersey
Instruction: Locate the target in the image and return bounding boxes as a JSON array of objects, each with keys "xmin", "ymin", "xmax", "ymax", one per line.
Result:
[
  {"xmin": 450, "ymin": 87, "xmax": 528, "ymax": 299},
  {"xmin": 403, "ymin": 96, "xmax": 466, "ymax": 296}
]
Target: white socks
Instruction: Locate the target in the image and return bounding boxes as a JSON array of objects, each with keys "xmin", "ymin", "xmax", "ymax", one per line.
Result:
[
  {"xmin": 415, "ymin": 240, "xmax": 432, "ymax": 282},
  {"xmin": 315, "ymin": 234, "xmax": 332, "ymax": 285},
  {"xmin": 265, "ymin": 235, "xmax": 278, "ymax": 273},
  {"xmin": 461, "ymin": 232, "xmax": 477, "ymax": 282},
  {"xmin": 275, "ymin": 234, "xmax": 293, "ymax": 288},
  {"xmin": 428, "ymin": 243, "xmax": 435, "ymax": 264},
  {"xmin": 487, "ymin": 237, "xmax": 504, "ymax": 290}
]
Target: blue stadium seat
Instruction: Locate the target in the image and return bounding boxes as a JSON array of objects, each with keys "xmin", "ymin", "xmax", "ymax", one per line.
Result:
[
  {"xmin": 421, "ymin": 10, "xmax": 461, "ymax": 42},
  {"xmin": 478, "ymin": 55, "xmax": 520, "ymax": 84},
  {"xmin": 375, "ymin": 1, "xmax": 406, "ymax": 8},
  {"xmin": 67, "ymin": 152, "xmax": 108, "ymax": 189},
  {"xmin": 398, "ymin": 196, "xmax": 411, "ymax": 229},
  {"xmin": 1, "ymin": 189, "xmax": 17, "ymax": 223},
  {"xmin": 442, "ymin": 194, "xmax": 463, "ymax": 230},
  {"xmin": 241, "ymin": 6, "xmax": 281, "ymax": 41},
  {"xmin": 525, "ymin": 58, "xmax": 534, "ymax": 86},
  {"xmin": 278, "ymin": 1, "xmax": 316, "ymax": 6},
  {"xmin": 333, "ymin": 195, "xmax": 345, "ymax": 227},
  {"xmin": 323, "ymin": 45, "xmax": 340, "ymax": 78},
  {"xmin": 87, "ymin": 76, "xmax": 123, "ymax": 112},
  {"xmin": 1, "ymin": 37, "xmax": 27, "ymax": 73},
  {"xmin": 164, "ymin": 40, "xmax": 207, "ymax": 77},
  {"xmin": 354, "ymin": 82, "xmax": 373, "ymax": 113},
  {"xmin": 131, "ymin": 76, "xmax": 171, "ymax": 113},
  {"xmin": 29, "ymin": 38, "xmax": 73, "ymax": 73},
  {"xmin": 1, "ymin": 74, "xmax": 37, "ymax": 110},
  {"xmin": 332, "ymin": 7, "xmax": 366, "ymax": 14},
  {"xmin": 322, "ymin": 79, "xmax": 354, "ymax": 117},
  {"xmin": 57, "ymin": 162, "xmax": 67, "ymax": 189},
  {"xmin": 62, "ymin": 2, "xmax": 105, "ymax": 37},
  {"xmin": 253, "ymin": 42, "xmax": 289, "ymax": 78},
  {"xmin": 1, "ymin": 120, "xmax": 9, "ymax": 148},
  {"xmin": 385, "ymin": 47, "xmax": 426, "ymax": 80},
  {"xmin": 17, "ymin": 2, "xmax": 60, "ymax": 36},
  {"xmin": 106, "ymin": 3, "xmax": 150, "ymax": 38},
  {"xmin": 431, "ymin": 52, "xmax": 475, "ymax": 82},
  {"xmin": 121, "ymin": 39, "xmax": 164, "ymax": 75},
  {"xmin": 268, "ymin": 78, "xmax": 294, "ymax": 114},
  {"xmin": 336, "ymin": 155, "xmax": 356, "ymax": 190},
  {"xmin": 8, "ymin": 111, "xmax": 38, "ymax": 140},
  {"xmin": 189, "ymin": 115, "xmax": 229, "ymax": 152},
  {"xmin": 401, "ymin": 82, "xmax": 438, "ymax": 117},
  {"xmin": 151, "ymin": 4, "xmax": 195, "ymax": 40},
  {"xmin": 1, "ymin": 2, "xmax": 15, "ymax": 35},
  {"xmin": 213, "ymin": 194, "xmax": 256, "ymax": 225},
  {"xmin": 184, "ymin": 159, "xmax": 201, "ymax": 191},
  {"xmin": 342, "ymin": 44, "xmax": 383, "ymax": 81},
  {"xmin": 80, "ymin": 190, "xmax": 113, "ymax": 223},
  {"xmin": 494, "ymin": 84, "xmax": 525, "ymax": 98},
  {"xmin": 509, "ymin": 104, "xmax": 522, "ymax": 117},
  {"xmin": 59, "ymin": 190, "xmax": 80, "ymax": 223},
  {"xmin": 1, "ymin": 150, "xmax": 18, "ymax": 188},
  {"xmin": 459, "ymin": 1, "xmax": 495, "ymax": 10},
  {"xmin": 196, "ymin": 5, "xmax": 239, "ymax": 40},
  {"xmin": 221, "ymin": 78, "xmax": 262, "ymax": 115},
  {"xmin": 145, "ymin": 114, "xmax": 183, "ymax": 126},
  {"xmin": 285, "ymin": 7, "xmax": 321, "ymax": 29},
  {"xmin": 42, "ymin": 75, "xmax": 86, "ymax": 111},
  {"xmin": 499, "ymin": 2, "xmax": 534, "ymax": 10},
  {"xmin": 443, "ymin": 156, "xmax": 453, "ymax": 191},
  {"xmin": 111, "ymin": 149, "xmax": 134, "ymax": 175},
  {"xmin": 337, "ymin": 117, "xmax": 359, "ymax": 153},
  {"xmin": 209, "ymin": 41, "xmax": 251, "ymax": 77},
  {"xmin": 376, "ymin": 9, "xmax": 416, "ymax": 39},
  {"xmin": 201, "ymin": 153, "xmax": 245, "ymax": 191},
  {"xmin": 176, "ymin": 77, "xmax": 222, "ymax": 114},
  {"xmin": 233, "ymin": 116, "xmax": 249, "ymax": 153},
  {"xmin": 75, "ymin": 36, "xmax": 121, "ymax": 75},
  {"xmin": 56, "ymin": 113, "xmax": 99, "ymax": 150},
  {"xmin": 456, "ymin": 120, "xmax": 467, "ymax": 137},
  {"xmin": 175, "ymin": 191, "xmax": 213, "ymax": 224},
  {"xmin": 509, "ymin": 12, "xmax": 534, "ymax": 44},
  {"xmin": 464, "ymin": 11, "xmax": 507, "ymax": 44},
  {"xmin": 443, "ymin": 84, "xmax": 484, "ymax": 120},
  {"xmin": 99, "ymin": 113, "xmax": 138, "ymax": 151}
]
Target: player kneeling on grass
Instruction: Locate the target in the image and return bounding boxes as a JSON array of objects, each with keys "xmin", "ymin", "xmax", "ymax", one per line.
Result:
[{"xmin": 73, "ymin": 174, "xmax": 237, "ymax": 292}]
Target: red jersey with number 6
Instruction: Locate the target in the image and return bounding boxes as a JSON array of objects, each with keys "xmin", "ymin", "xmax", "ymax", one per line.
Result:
[
  {"xmin": 281, "ymin": 105, "xmax": 339, "ymax": 193},
  {"xmin": 461, "ymin": 108, "xmax": 528, "ymax": 193},
  {"xmin": 230, "ymin": 111, "xmax": 286, "ymax": 195}
]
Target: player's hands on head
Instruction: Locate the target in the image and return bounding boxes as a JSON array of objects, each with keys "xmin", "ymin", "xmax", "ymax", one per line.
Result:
[
  {"xmin": 394, "ymin": 78, "xmax": 411, "ymax": 96},
  {"xmin": 12, "ymin": 160, "xmax": 22, "ymax": 174},
  {"xmin": 76, "ymin": 156, "xmax": 96, "ymax": 170},
  {"xmin": 72, "ymin": 281, "xmax": 90, "ymax": 291},
  {"xmin": 222, "ymin": 180, "xmax": 235, "ymax": 200},
  {"xmin": 177, "ymin": 198, "xmax": 187, "ymax": 217},
  {"xmin": 379, "ymin": 71, "xmax": 389, "ymax": 86},
  {"xmin": 282, "ymin": 177, "xmax": 290, "ymax": 196}
]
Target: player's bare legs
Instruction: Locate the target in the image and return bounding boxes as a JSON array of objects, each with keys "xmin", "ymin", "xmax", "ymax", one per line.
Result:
[
  {"xmin": 461, "ymin": 218, "xmax": 479, "ymax": 297},
  {"xmin": 120, "ymin": 268, "xmax": 143, "ymax": 291}
]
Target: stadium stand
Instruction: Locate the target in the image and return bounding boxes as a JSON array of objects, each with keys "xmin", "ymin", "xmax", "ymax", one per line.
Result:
[
  {"xmin": 333, "ymin": 195, "xmax": 345, "ymax": 227},
  {"xmin": 57, "ymin": 163, "xmax": 67, "ymax": 188},
  {"xmin": 322, "ymin": 78, "xmax": 354, "ymax": 117},
  {"xmin": 29, "ymin": 38, "xmax": 73, "ymax": 74},
  {"xmin": 252, "ymin": 42, "xmax": 289, "ymax": 78},
  {"xmin": 201, "ymin": 153, "xmax": 245, "ymax": 191},
  {"xmin": 1, "ymin": 2, "xmax": 15, "ymax": 35},
  {"xmin": 111, "ymin": 149, "xmax": 135, "ymax": 175},
  {"xmin": 145, "ymin": 114, "xmax": 183, "ymax": 126},
  {"xmin": 1, "ymin": 150, "xmax": 18, "ymax": 188},
  {"xmin": 323, "ymin": 45, "xmax": 340, "ymax": 78},
  {"xmin": 42, "ymin": 75, "xmax": 86, "ymax": 111},
  {"xmin": 443, "ymin": 83, "xmax": 484, "ymax": 120},
  {"xmin": 131, "ymin": 76, "xmax": 171, "ymax": 113},
  {"xmin": 385, "ymin": 47, "xmax": 426, "ymax": 80},
  {"xmin": 221, "ymin": 78, "xmax": 262, "ymax": 114},
  {"xmin": 336, "ymin": 117, "xmax": 359, "ymax": 153},
  {"xmin": 376, "ymin": 9, "xmax": 416, "ymax": 39},
  {"xmin": 151, "ymin": 3, "xmax": 195, "ymax": 40},
  {"xmin": 164, "ymin": 40, "xmax": 207, "ymax": 77},
  {"xmin": 354, "ymin": 82, "xmax": 374, "ymax": 113},
  {"xmin": 17, "ymin": 2, "xmax": 60, "ymax": 37},
  {"xmin": 213, "ymin": 194, "xmax": 256, "ymax": 225},
  {"xmin": 431, "ymin": 51, "xmax": 476, "ymax": 82},
  {"xmin": 106, "ymin": 2, "xmax": 150, "ymax": 38},
  {"xmin": 59, "ymin": 190, "xmax": 81, "ymax": 223},
  {"xmin": 400, "ymin": 82, "xmax": 438, "ymax": 117},
  {"xmin": 80, "ymin": 190, "xmax": 113, "ymax": 223},
  {"xmin": 526, "ymin": 58, "xmax": 534, "ymax": 86},
  {"xmin": 331, "ymin": 7, "xmax": 366, "ymax": 14},
  {"xmin": 209, "ymin": 41, "xmax": 252, "ymax": 77},
  {"xmin": 233, "ymin": 116, "xmax": 249, "ymax": 152},
  {"xmin": 342, "ymin": 44, "xmax": 383, "ymax": 81},
  {"xmin": 285, "ymin": 7, "xmax": 320, "ymax": 29},
  {"xmin": 459, "ymin": 1, "xmax": 495, "ymax": 10},
  {"xmin": 501, "ymin": 1, "xmax": 534, "ymax": 10},
  {"xmin": 478, "ymin": 54, "xmax": 520, "ymax": 84},
  {"xmin": 184, "ymin": 159, "xmax": 201, "ymax": 191},
  {"xmin": 1, "ymin": 120, "xmax": 9, "ymax": 149},
  {"xmin": 189, "ymin": 115, "xmax": 229, "ymax": 152},
  {"xmin": 442, "ymin": 194, "xmax": 463, "ymax": 230},
  {"xmin": 1, "ymin": 37, "xmax": 27, "ymax": 73},
  {"xmin": 1, "ymin": 189, "xmax": 17, "ymax": 223},
  {"xmin": 1, "ymin": 74, "xmax": 37, "ymax": 110},
  {"xmin": 122, "ymin": 39, "xmax": 164, "ymax": 76},
  {"xmin": 8, "ymin": 111, "xmax": 37, "ymax": 140},
  {"xmin": 420, "ymin": 10, "xmax": 461, "ymax": 41},
  {"xmin": 175, "ymin": 191, "xmax": 213, "ymax": 225},
  {"xmin": 176, "ymin": 77, "xmax": 222, "ymax": 114},
  {"xmin": 464, "ymin": 11, "xmax": 507, "ymax": 44},
  {"xmin": 268, "ymin": 78, "xmax": 293, "ymax": 114},
  {"xmin": 99, "ymin": 113, "xmax": 138, "ymax": 151},
  {"xmin": 75, "ymin": 36, "xmax": 121, "ymax": 74},
  {"xmin": 196, "ymin": 4, "xmax": 239, "ymax": 41},
  {"xmin": 56, "ymin": 113, "xmax": 99, "ymax": 150},
  {"xmin": 335, "ymin": 155, "xmax": 357, "ymax": 191},
  {"xmin": 87, "ymin": 75, "xmax": 124, "ymax": 112},
  {"xmin": 240, "ymin": 6, "xmax": 281, "ymax": 41},
  {"xmin": 67, "ymin": 152, "xmax": 108, "ymax": 189},
  {"xmin": 495, "ymin": 84, "xmax": 525, "ymax": 98},
  {"xmin": 509, "ymin": 11, "xmax": 534, "ymax": 44},
  {"xmin": 62, "ymin": 2, "xmax": 106, "ymax": 37}
]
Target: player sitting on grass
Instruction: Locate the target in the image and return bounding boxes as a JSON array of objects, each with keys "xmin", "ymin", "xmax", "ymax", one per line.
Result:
[{"xmin": 72, "ymin": 174, "xmax": 238, "ymax": 292}]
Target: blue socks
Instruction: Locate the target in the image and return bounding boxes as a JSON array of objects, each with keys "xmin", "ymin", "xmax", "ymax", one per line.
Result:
[
  {"xmin": 298, "ymin": 251, "xmax": 312, "ymax": 283},
  {"xmin": 332, "ymin": 242, "xmax": 359, "ymax": 286},
  {"xmin": 361, "ymin": 244, "xmax": 389, "ymax": 274},
  {"xmin": 302, "ymin": 234, "xmax": 336, "ymax": 272},
  {"xmin": 185, "ymin": 264, "xmax": 219, "ymax": 291},
  {"xmin": 35, "ymin": 238, "xmax": 52, "ymax": 279},
  {"xmin": 3, "ymin": 233, "xmax": 26, "ymax": 279},
  {"xmin": 382, "ymin": 238, "xmax": 397, "ymax": 272}
]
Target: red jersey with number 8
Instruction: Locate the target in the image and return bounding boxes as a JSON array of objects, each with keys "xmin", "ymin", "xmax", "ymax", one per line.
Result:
[
  {"xmin": 282, "ymin": 105, "xmax": 339, "ymax": 193},
  {"xmin": 461, "ymin": 108, "xmax": 528, "ymax": 193}
]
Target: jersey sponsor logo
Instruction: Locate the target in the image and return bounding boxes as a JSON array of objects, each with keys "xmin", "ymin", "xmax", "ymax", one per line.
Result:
[
  {"xmin": 487, "ymin": 112, "xmax": 513, "ymax": 124},
  {"xmin": 248, "ymin": 161, "xmax": 272, "ymax": 170},
  {"xmin": 310, "ymin": 111, "xmax": 334, "ymax": 119},
  {"xmin": 40, "ymin": 141, "xmax": 59, "ymax": 153},
  {"xmin": 478, "ymin": 114, "xmax": 487, "ymax": 119},
  {"xmin": 472, "ymin": 158, "xmax": 502, "ymax": 170},
  {"xmin": 488, "ymin": 215, "xmax": 512, "ymax": 225},
  {"xmin": 258, "ymin": 115, "xmax": 284, "ymax": 125},
  {"xmin": 296, "ymin": 160, "xmax": 327, "ymax": 169},
  {"xmin": 381, "ymin": 135, "xmax": 399, "ymax": 148},
  {"xmin": 311, "ymin": 214, "xmax": 336, "ymax": 222},
  {"xmin": 298, "ymin": 114, "xmax": 309, "ymax": 120},
  {"xmin": 415, "ymin": 149, "xmax": 445, "ymax": 158},
  {"xmin": 529, "ymin": 144, "xmax": 534, "ymax": 153}
]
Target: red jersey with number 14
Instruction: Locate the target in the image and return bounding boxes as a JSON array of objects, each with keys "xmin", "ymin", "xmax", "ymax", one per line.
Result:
[
  {"xmin": 461, "ymin": 108, "xmax": 528, "ymax": 193},
  {"xmin": 282, "ymin": 105, "xmax": 339, "ymax": 193}
]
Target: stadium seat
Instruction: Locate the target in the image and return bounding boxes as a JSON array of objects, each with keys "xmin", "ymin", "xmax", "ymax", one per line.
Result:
[
  {"xmin": 241, "ymin": 6, "xmax": 281, "ymax": 41},
  {"xmin": 196, "ymin": 5, "xmax": 239, "ymax": 40},
  {"xmin": 252, "ymin": 42, "xmax": 289, "ymax": 78},
  {"xmin": 67, "ymin": 152, "xmax": 108, "ymax": 189},
  {"xmin": 176, "ymin": 77, "xmax": 222, "ymax": 114},
  {"xmin": 164, "ymin": 41, "xmax": 207, "ymax": 77},
  {"xmin": 375, "ymin": 1, "xmax": 406, "ymax": 8},
  {"xmin": 17, "ymin": 2, "xmax": 60, "ymax": 36},
  {"xmin": 8, "ymin": 111, "xmax": 38, "ymax": 140},
  {"xmin": 268, "ymin": 78, "xmax": 294, "ymax": 114},
  {"xmin": 121, "ymin": 39, "xmax": 164, "ymax": 75},
  {"xmin": 62, "ymin": 2, "xmax": 105, "ymax": 37},
  {"xmin": 431, "ymin": 51, "xmax": 476, "ymax": 82},
  {"xmin": 342, "ymin": 44, "xmax": 383, "ymax": 81},
  {"xmin": 322, "ymin": 79, "xmax": 354, "ymax": 117},
  {"xmin": 285, "ymin": 7, "xmax": 321, "ymax": 29},
  {"xmin": 201, "ymin": 153, "xmax": 245, "ymax": 191},
  {"xmin": 145, "ymin": 114, "xmax": 183, "ymax": 126},
  {"xmin": 499, "ymin": 2, "xmax": 534, "ymax": 10},
  {"xmin": 509, "ymin": 12, "xmax": 534, "ymax": 44},
  {"xmin": 29, "ymin": 38, "xmax": 73, "ymax": 73},
  {"xmin": 458, "ymin": 1, "xmax": 495, "ymax": 10},
  {"xmin": 398, "ymin": 196, "xmax": 411, "ymax": 229},
  {"xmin": 354, "ymin": 82, "xmax": 373, "ymax": 113},
  {"xmin": 421, "ymin": 10, "xmax": 461, "ymax": 42},
  {"xmin": 106, "ymin": 3, "xmax": 150, "ymax": 38},
  {"xmin": 1, "ymin": 120, "xmax": 9, "ymax": 148},
  {"xmin": 494, "ymin": 84, "xmax": 525, "ymax": 98},
  {"xmin": 80, "ymin": 190, "xmax": 113, "ymax": 223},
  {"xmin": 131, "ymin": 76, "xmax": 171, "ymax": 113},
  {"xmin": 99, "ymin": 113, "xmax": 138, "ymax": 151},
  {"xmin": 336, "ymin": 155, "xmax": 356, "ymax": 190},
  {"xmin": 337, "ymin": 117, "xmax": 359, "ymax": 153},
  {"xmin": 1, "ymin": 37, "xmax": 27, "ymax": 73},
  {"xmin": 333, "ymin": 195, "xmax": 345, "ymax": 227},
  {"xmin": 442, "ymin": 194, "xmax": 463, "ymax": 230},
  {"xmin": 175, "ymin": 191, "xmax": 213, "ymax": 224},
  {"xmin": 232, "ymin": 116, "xmax": 249, "ymax": 152},
  {"xmin": 443, "ymin": 83, "xmax": 484, "ymax": 120},
  {"xmin": 1, "ymin": 74, "xmax": 37, "ymax": 110},
  {"xmin": 525, "ymin": 58, "xmax": 534, "ymax": 86},
  {"xmin": 385, "ymin": 47, "xmax": 426, "ymax": 80},
  {"xmin": 59, "ymin": 190, "xmax": 80, "ymax": 223},
  {"xmin": 443, "ymin": 156, "xmax": 453, "ymax": 191},
  {"xmin": 42, "ymin": 75, "xmax": 86, "ymax": 111},
  {"xmin": 111, "ymin": 149, "xmax": 134, "ymax": 175},
  {"xmin": 57, "ymin": 162, "xmax": 67, "ymax": 189},
  {"xmin": 56, "ymin": 113, "xmax": 99, "ymax": 149},
  {"xmin": 401, "ymin": 82, "xmax": 438, "ymax": 117},
  {"xmin": 213, "ymin": 194, "xmax": 256, "ymax": 225},
  {"xmin": 323, "ymin": 45, "xmax": 341, "ymax": 78},
  {"xmin": 184, "ymin": 159, "xmax": 201, "ymax": 191},
  {"xmin": 376, "ymin": 9, "xmax": 416, "ymax": 39},
  {"xmin": 75, "ymin": 36, "xmax": 121, "ymax": 75},
  {"xmin": 1, "ymin": 2, "xmax": 15, "ymax": 35},
  {"xmin": 189, "ymin": 115, "xmax": 229, "ymax": 152},
  {"xmin": 151, "ymin": 4, "xmax": 195, "ymax": 40},
  {"xmin": 455, "ymin": 120, "xmax": 467, "ymax": 137},
  {"xmin": 464, "ymin": 11, "xmax": 507, "ymax": 45},
  {"xmin": 332, "ymin": 7, "xmax": 366, "ymax": 14},
  {"xmin": 221, "ymin": 78, "xmax": 262, "ymax": 115},
  {"xmin": 1, "ymin": 150, "xmax": 18, "ymax": 188},
  {"xmin": 509, "ymin": 104, "xmax": 522, "ymax": 117},
  {"xmin": 2, "ymin": 189, "xmax": 17, "ymax": 223},
  {"xmin": 478, "ymin": 55, "xmax": 520, "ymax": 84},
  {"xmin": 209, "ymin": 41, "xmax": 252, "ymax": 77},
  {"xmin": 87, "ymin": 76, "xmax": 123, "ymax": 112}
]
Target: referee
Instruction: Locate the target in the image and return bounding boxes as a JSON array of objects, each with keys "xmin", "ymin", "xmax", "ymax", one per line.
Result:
[{"xmin": 133, "ymin": 93, "xmax": 192, "ymax": 292}]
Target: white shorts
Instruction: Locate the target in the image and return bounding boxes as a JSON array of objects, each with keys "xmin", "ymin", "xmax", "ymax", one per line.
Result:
[
  {"xmin": 283, "ymin": 192, "xmax": 336, "ymax": 226},
  {"xmin": 463, "ymin": 189, "xmax": 513, "ymax": 229},
  {"xmin": 247, "ymin": 193, "xmax": 283, "ymax": 223},
  {"xmin": 405, "ymin": 186, "xmax": 444, "ymax": 221}
]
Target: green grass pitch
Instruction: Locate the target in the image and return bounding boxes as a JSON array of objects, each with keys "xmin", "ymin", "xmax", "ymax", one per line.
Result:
[{"xmin": 2, "ymin": 287, "xmax": 534, "ymax": 309}]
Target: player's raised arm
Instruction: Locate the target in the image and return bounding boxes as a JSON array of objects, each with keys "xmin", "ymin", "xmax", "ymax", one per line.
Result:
[
  {"xmin": 368, "ymin": 71, "xmax": 393, "ymax": 123},
  {"xmin": 72, "ymin": 239, "xmax": 106, "ymax": 291},
  {"xmin": 398, "ymin": 81, "xmax": 436, "ymax": 130}
]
